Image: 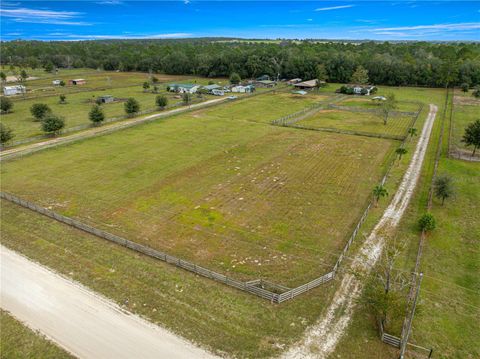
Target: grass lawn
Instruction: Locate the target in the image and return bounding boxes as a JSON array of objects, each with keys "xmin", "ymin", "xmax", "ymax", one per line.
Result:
[
  {"xmin": 294, "ymin": 108, "xmax": 414, "ymax": 138},
  {"xmin": 0, "ymin": 310, "xmax": 74, "ymax": 359},
  {"xmin": 1, "ymin": 92, "xmax": 396, "ymax": 287}
]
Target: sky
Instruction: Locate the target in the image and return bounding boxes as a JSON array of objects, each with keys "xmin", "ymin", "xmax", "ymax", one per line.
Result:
[{"xmin": 0, "ymin": 1, "xmax": 479, "ymax": 41}]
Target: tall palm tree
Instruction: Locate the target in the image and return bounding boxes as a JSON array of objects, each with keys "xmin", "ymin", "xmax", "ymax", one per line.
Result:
[
  {"xmin": 395, "ymin": 147, "xmax": 408, "ymax": 162},
  {"xmin": 373, "ymin": 185, "xmax": 389, "ymax": 207}
]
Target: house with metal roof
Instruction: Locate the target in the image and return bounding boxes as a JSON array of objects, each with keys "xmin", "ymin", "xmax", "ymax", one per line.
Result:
[{"xmin": 167, "ymin": 83, "xmax": 200, "ymax": 94}]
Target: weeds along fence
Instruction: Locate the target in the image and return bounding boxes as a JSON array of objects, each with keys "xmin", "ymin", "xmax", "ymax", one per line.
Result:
[
  {"xmin": 378, "ymin": 319, "xmax": 433, "ymax": 358},
  {"xmin": 327, "ymin": 103, "xmax": 418, "ymax": 117}
]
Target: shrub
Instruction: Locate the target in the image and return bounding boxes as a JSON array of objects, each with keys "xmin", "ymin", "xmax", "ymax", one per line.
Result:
[
  {"xmin": 0, "ymin": 123, "xmax": 14, "ymax": 147},
  {"xmin": 30, "ymin": 103, "xmax": 51, "ymax": 121},
  {"xmin": 124, "ymin": 98, "xmax": 140, "ymax": 116},
  {"xmin": 229, "ymin": 72, "xmax": 241, "ymax": 85},
  {"xmin": 155, "ymin": 95, "xmax": 168, "ymax": 109},
  {"xmin": 0, "ymin": 96, "xmax": 13, "ymax": 113},
  {"xmin": 418, "ymin": 213, "xmax": 436, "ymax": 232},
  {"xmin": 461, "ymin": 83, "xmax": 469, "ymax": 92},
  {"xmin": 59, "ymin": 94, "xmax": 67, "ymax": 104},
  {"xmin": 41, "ymin": 114, "xmax": 65, "ymax": 136},
  {"xmin": 89, "ymin": 105, "xmax": 105, "ymax": 125}
]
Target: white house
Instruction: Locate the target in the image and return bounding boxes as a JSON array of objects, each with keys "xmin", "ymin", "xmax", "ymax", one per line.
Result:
[
  {"xmin": 168, "ymin": 83, "xmax": 200, "ymax": 94},
  {"xmin": 3, "ymin": 85, "xmax": 26, "ymax": 96},
  {"xmin": 231, "ymin": 85, "xmax": 255, "ymax": 93},
  {"xmin": 211, "ymin": 89, "xmax": 225, "ymax": 96}
]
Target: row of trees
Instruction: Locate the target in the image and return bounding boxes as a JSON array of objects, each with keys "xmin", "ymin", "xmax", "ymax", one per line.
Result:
[{"xmin": 2, "ymin": 39, "xmax": 480, "ymax": 87}]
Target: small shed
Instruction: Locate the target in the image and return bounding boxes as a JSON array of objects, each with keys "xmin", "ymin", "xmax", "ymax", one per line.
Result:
[
  {"xmin": 52, "ymin": 79, "xmax": 62, "ymax": 86},
  {"xmin": 372, "ymin": 96, "xmax": 386, "ymax": 101},
  {"xmin": 287, "ymin": 78, "xmax": 302, "ymax": 85},
  {"xmin": 3, "ymin": 85, "xmax": 26, "ymax": 96},
  {"xmin": 97, "ymin": 95, "xmax": 114, "ymax": 103},
  {"xmin": 293, "ymin": 79, "xmax": 323, "ymax": 90},
  {"xmin": 254, "ymin": 80, "xmax": 276, "ymax": 88},
  {"xmin": 69, "ymin": 79, "xmax": 86, "ymax": 85},
  {"xmin": 256, "ymin": 74, "xmax": 270, "ymax": 81},
  {"xmin": 211, "ymin": 89, "xmax": 225, "ymax": 96}
]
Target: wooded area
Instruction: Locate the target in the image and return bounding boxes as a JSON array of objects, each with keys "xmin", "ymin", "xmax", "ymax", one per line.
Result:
[{"xmin": 1, "ymin": 39, "xmax": 479, "ymax": 87}]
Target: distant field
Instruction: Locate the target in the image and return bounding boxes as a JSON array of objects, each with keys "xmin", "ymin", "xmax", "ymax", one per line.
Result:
[
  {"xmin": 294, "ymin": 108, "xmax": 414, "ymax": 138},
  {"xmin": 1, "ymin": 69, "xmax": 240, "ymax": 142},
  {"xmin": 1, "ymin": 92, "xmax": 395, "ymax": 287}
]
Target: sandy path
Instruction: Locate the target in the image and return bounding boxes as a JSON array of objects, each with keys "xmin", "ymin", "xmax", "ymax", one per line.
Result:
[
  {"xmin": 283, "ymin": 104, "xmax": 438, "ymax": 359},
  {"xmin": 0, "ymin": 97, "xmax": 227, "ymax": 161},
  {"xmin": 0, "ymin": 245, "xmax": 217, "ymax": 359}
]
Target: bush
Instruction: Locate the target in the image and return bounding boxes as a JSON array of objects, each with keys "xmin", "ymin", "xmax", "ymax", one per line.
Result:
[
  {"xmin": 0, "ymin": 96, "xmax": 13, "ymax": 113},
  {"xmin": 418, "ymin": 213, "xmax": 436, "ymax": 232},
  {"xmin": 229, "ymin": 72, "xmax": 241, "ymax": 85},
  {"xmin": 89, "ymin": 105, "xmax": 105, "ymax": 125},
  {"xmin": 461, "ymin": 83, "xmax": 469, "ymax": 92},
  {"xmin": 182, "ymin": 92, "xmax": 192, "ymax": 105},
  {"xmin": 30, "ymin": 103, "xmax": 51, "ymax": 121},
  {"xmin": 59, "ymin": 94, "xmax": 66, "ymax": 104},
  {"xmin": 41, "ymin": 114, "xmax": 65, "ymax": 136},
  {"xmin": 155, "ymin": 95, "xmax": 168, "ymax": 109},
  {"xmin": 0, "ymin": 123, "xmax": 14, "ymax": 146},
  {"xmin": 124, "ymin": 98, "xmax": 140, "ymax": 116}
]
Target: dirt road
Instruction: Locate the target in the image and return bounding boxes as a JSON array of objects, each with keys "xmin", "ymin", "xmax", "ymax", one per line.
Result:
[
  {"xmin": 0, "ymin": 97, "xmax": 227, "ymax": 161},
  {"xmin": 284, "ymin": 104, "xmax": 438, "ymax": 358},
  {"xmin": 0, "ymin": 245, "xmax": 217, "ymax": 359}
]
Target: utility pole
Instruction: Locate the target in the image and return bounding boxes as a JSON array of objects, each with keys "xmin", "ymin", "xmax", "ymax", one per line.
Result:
[{"xmin": 399, "ymin": 272, "xmax": 423, "ymax": 359}]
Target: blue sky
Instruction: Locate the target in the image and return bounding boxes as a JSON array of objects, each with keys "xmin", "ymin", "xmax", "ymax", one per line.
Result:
[{"xmin": 1, "ymin": 1, "xmax": 479, "ymax": 41}]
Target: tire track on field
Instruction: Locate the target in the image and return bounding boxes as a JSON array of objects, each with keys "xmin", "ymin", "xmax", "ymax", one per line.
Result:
[{"xmin": 283, "ymin": 104, "xmax": 438, "ymax": 359}]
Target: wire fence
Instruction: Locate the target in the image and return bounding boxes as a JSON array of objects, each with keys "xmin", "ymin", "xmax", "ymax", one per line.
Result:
[{"xmin": 2, "ymin": 91, "xmax": 425, "ymax": 304}]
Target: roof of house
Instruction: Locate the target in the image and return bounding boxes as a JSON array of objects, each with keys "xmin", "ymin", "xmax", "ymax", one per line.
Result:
[
  {"xmin": 169, "ymin": 83, "xmax": 197, "ymax": 89},
  {"xmin": 293, "ymin": 79, "xmax": 319, "ymax": 88},
  {"xmin": 255, "ymin": 80, "xmax": 275, "ymax": 85},
  {"xmin": 4, "ymin": 85, "xmax": 25, "ymax": 90},
  {"xmin": 72, "ymin": 78, "xmax": 86, "ymax": 81},
  {"xmin": 256, "ymin": 75, "xmax": 270, "ymax": 81},
  {"xmin": 98, "ymin": 95, "xmax": 114, "ymax": 99},
  {"xmin": 203, "ymin": 84, "xmax": 221, "ymax": 90}
]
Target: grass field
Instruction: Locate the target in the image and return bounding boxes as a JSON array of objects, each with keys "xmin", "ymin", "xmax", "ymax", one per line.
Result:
[
  {"xmin": 294, "ymin": 108, "xmax": 414, "ymax": 138},
  {"xmin": 336, "ymin": 96, "xmax": 421, "ymax": 113},
  {"xmin": 1, "ymin": 69, "xmax": 240, "ymax": 142},
  {"xmin": 450, "ymin": 89, "xmax": 480, "ymax": 157},
  {"xmin": 0, "ymin": 310, "xmax": 73, "ymax": 359},
  {"xmin": 0, "ymin": 83, "xmax": 453, "ymax": 357},
  {"xmin": 1, "ymin": 92, "xmax": 395, "ymax": 286}
]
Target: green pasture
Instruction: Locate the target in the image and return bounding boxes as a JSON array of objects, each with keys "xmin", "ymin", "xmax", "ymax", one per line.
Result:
[
  {"xmin": 295, "ymin": 108, "xmax": 413, "ymax": 138},
  {"xmin": 1, "ymin": 91, "xmax": 395, "ymax": 286}
]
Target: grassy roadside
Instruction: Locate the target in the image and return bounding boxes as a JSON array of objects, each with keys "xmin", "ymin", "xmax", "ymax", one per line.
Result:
[{"xmin": 0, "ymin": 310, "xmax": 74, "ymax": 359}]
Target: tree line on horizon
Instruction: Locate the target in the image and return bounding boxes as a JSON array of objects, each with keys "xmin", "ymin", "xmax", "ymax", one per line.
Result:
[{"xmin": 1, "ymin": 39, "xmax": 480, "ymax": 87}]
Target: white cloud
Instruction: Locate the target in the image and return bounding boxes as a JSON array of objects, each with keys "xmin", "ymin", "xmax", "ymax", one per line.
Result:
[
  {"xmin": 48, "ymin": 33, "xmax": 193, "ymax": 41},
  {"xmin": 97, "ymin": 0, "xmax": 123, "ymax": 5},
  {"xmin": 315, "ymin": 5, "xmax": 354, "ymax": 12},
  {"xmin": 0, "ymin": 7, "xmax": 91, "ymax": 25},
  {"xmin": 373, "ymin": 22, "xmax": 480, "ymax": 32}
]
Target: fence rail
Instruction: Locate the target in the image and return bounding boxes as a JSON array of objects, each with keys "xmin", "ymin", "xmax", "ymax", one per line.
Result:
[{"xmin": 2, "ymin": 92, "xmax": 426, "ymax": 303}]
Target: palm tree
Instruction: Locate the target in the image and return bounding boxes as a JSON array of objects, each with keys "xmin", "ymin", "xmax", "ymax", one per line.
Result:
[
  {"xmin": 373, "ymin": 185, "xmax": 389, "ymax": 207},
  {"xmin": 407, "ymin": 127, "xmax": 417, "ymax": 138},
  {"xmin": 433, "ymin": 175, "xmax": 454, "ymax": 205},
  {"xmin": 395, "ymin": 148, "xmax": 408, "ymax": 162}
]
